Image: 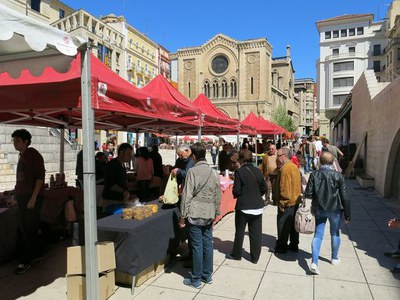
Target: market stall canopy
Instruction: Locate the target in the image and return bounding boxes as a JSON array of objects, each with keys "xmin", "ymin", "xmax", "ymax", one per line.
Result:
[
  {"xmin": 193, "ymin": 94, "xmax": 255, "ymax": 134},
  {"xmin": 0, "ymin": 3, "xmax": 85, "ymax": 78},
  {"xmin": 259, "ymin": 116, "xmax": 287, "ymax": 135},
  {"xmin": 241, "ymin": 112, "xmax": 276, "ymax": 135},
  {"xmin": 142, "ymin": 76, "xmax": 236, "ymax": 135},
  {"xmin": 0, "ymin": 53, "xmax": 202, "ymax": 131}
]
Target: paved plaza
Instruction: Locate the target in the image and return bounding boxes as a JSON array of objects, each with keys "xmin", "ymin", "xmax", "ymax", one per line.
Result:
[{"xmin": 0, "ymin": 150, "xmax": 399, "ymax": 299}]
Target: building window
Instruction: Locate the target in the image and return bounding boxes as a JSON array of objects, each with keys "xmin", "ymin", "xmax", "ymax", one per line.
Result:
[
  {"xmin": 357, "ymin": 27, "xmax": 364, "ymax": 35},
  {"xmin": 333, "ymin": 61, "xmax": 354, "ymax": 72},
  {"xmin": 349, "ymin": 46, "xmax": 355, "ymax": 53},
  {"xmin": 333, "ymin": 77, "xmax": 354, "ymax": 87},
  {"xmin": 349, "ymin": 28, "xmax": 355, "ymax": 36},
  {"xmin": 221, "ymin": 80, "xmax": 228, "ymax": 98},
  {"xmin": 250, "ymin": 77, "xmax": 254, "ymax": 94},
  {"xmin": 373, "ymin": 61, "xmax": 381, "ymax": 72},
  {"xmin": 31, "ymin": 0, "xmax": 41, "ymax": 12},
  {"xmin": 373, "ymin": 44, "xmax": 381, "ymax": 56},
  {"xmin": 59, "ymin": 9, "xmax": 65, "ymax": 19},
  {"xmin": 333, "ymin": 30, "xmax": 339, "ymax": 38},
  {"xmin": 204, "ymin": 81, "xmax": 210, "ymax": 98},
  {"xmin": 332, "ymin": 48, "xmax": 339, "ymax": 56},
  {"xmin": 341, "ymin": 29, "xmax": 347, "ymax": 37},
  {"xmin": 188, "ymin": 82, "xmax": 191, "ymax": 98},
  {"xmin": 213, "ymin": 80, "xmax": 219, "ymax": 98},
  {"xmin": 397, "ymin": 48, "xmax": 400, "ymax": 61},
  {"xmin": 230, "ymin": 79, "xmax": 237, "ymax": 97},
  {"xmin": 333, "ymin": 94, "xmax": 348, "ymax": 106},
  {"xmin": 325, "ymin": 31, "xmax": 331, "ymax": 39}
]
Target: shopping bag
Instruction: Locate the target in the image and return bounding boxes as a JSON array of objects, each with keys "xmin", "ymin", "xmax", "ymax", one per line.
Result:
[
  {"xmin": 295, "ymin": 199, "xmax": 315, "ymax": 234},
  {"xmin": 159, "ymin": 173, "xmax": 179, "ymax": 205}
]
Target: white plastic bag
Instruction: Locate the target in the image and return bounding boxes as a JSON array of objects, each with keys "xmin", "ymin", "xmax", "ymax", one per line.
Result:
[{"xmin": 160, "ymin": 173, "xmax": 179, "ymax": 205}]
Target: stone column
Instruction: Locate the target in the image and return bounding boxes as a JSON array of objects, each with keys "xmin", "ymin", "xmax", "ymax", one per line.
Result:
[
  {"xmin": 337, "ymin": 123, "xmax": 343, "ymax": 146},
  {"xmin": 343, "ymin": 118, "xmax": 349, "ymax": 146}
]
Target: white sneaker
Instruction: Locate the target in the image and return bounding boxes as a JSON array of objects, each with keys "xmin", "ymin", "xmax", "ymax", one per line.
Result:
[
  {"xmin": 310, "ymin": 263, "xmax": 320, "ymax": 275},
  {"xmin": 331, "ymin": 258, "xmax": 340, "ymax": 265}
]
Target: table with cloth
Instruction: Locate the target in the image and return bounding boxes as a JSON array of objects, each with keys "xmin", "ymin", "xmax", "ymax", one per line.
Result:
[
  {"xmin": 214, "ymin": 176, "xmax": 236, "ymax": 224},
  {"xmin": 97, "ymin": 201, "xmax": 180, "ymax": 279},
  {"xmin": 0, "ymin": 187, "xmax": 83, "ymax": 263}
]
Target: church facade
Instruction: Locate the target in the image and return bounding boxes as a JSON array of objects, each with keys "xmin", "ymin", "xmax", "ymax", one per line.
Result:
[{"xmin": 172, "ymin": 34, "xmax": 298, "ymax": 124}]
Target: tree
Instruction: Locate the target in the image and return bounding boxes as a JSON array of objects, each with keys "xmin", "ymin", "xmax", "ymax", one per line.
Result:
[{"xmin": 272, "ymin": 105, "xmax": 297, "ymax": 132}]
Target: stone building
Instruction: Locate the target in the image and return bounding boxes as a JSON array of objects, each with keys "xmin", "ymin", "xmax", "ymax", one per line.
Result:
[{"xmin": 173, "ymin": 34, "xmax": 298, "ymax": 125}]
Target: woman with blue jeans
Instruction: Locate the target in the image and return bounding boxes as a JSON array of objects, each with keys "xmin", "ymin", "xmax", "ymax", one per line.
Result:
[
  {"xmin": 304, "ymin": 151, "xmax": 350, "ymax": 275},
  {"xmin": 179, "ymin": 143, "xmax": 222, "ymax": 288}
]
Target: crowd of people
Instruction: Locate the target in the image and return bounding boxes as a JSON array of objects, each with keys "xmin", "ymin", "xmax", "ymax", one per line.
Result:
[{"xmin": 5, "ymin": 129, "xmax": 399, "ymax": 281}]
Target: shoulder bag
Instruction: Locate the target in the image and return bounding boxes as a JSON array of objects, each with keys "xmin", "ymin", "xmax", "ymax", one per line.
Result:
[{"xmin": 295, "ymin": 198, "xmax": 315, "ymax": 234}]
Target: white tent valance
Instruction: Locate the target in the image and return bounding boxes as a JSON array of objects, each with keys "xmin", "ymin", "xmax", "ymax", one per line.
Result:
[{"xmin": 0, "ymin": 3, "xmax": 85, "ymax": 78}]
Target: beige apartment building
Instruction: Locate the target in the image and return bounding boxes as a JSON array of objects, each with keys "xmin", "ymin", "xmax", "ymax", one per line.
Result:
[
  {"xmin": 52, "ymin": 10, "xmax": 125, "ymax": 77},
  {"xmin": 294, "ymin": 78, "xmax": 317, "ymax": 136},
  {"xmin": 101, "ymin": 14, "xmax": 159, "ymax": 87},
  {"xmin": 173, "ymin": 34, "xmax": 298, "ymax": 125},
  {"xmin": 0, "ymin": 0, "xmax": 74, "ymax": 23}
]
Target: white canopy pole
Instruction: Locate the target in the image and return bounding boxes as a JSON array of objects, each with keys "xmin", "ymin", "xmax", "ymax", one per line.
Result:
[
  {"xmin": 80, "ymin": 46, "xmax": 99, "ymax": 300},
  {"xmin": 59, "ymin": 128, "xmax": 65, "ymax": 174}
]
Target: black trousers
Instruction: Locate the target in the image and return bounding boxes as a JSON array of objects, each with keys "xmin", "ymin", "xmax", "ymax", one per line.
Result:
[
  {"xmin": 232, "ymin": 210, "xmax": 262, "ymax": 262},
  {"xmin": 276, "ymin": 204, "xmax": 299, "ymax": 249},
  {"xmin": 16, "ymin": 194, "xmax": 44, "ymax": 264}
]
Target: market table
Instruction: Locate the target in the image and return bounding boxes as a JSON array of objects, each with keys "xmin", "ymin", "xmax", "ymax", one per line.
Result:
[
  {"xmin": 97, "ymin": 201, "xmax": 180, "ymax": 279},
  {"xmin": 214, "ymin": 184, "xmax": 236, "ymax": 224},
  {"xmin": 0, "ymin": 187, "xmax": 83, "ymax": 263}
]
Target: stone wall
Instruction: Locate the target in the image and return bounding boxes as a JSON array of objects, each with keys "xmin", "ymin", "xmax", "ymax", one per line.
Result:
[
  {"xmin": 0, "ymin": 125, "xmax": 79, "ymax": 190},
  {"xmin": 350, "ymin": 73, "xmax": 400, "ymax": 197}
]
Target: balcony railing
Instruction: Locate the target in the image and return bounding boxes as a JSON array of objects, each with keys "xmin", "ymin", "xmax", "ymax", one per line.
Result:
[
  {"xmin": 384, "ymin": 38, "xmax": 400, "ymax": 53},
  {"xmin": 325, "ymin": 52, "xmax": 365, "ymax": 61}
]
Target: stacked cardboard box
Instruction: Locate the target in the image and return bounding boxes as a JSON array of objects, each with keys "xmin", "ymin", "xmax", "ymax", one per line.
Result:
[{"xmin": 66, "ymin": 241, "xmax": 116, "ymax": 300}]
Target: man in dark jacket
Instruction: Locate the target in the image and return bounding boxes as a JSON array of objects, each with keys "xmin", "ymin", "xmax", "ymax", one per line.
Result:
[{"xmin": 304, "ymin": 151, "xmax": 350, "ymax": 275}]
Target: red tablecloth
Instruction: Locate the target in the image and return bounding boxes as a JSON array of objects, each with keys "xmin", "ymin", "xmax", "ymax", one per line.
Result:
[{"xmin": 214, "ymin": 185, "xmax": 236, "ymax": 224}]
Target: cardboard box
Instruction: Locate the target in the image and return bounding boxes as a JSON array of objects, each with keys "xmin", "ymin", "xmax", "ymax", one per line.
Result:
[
  {"xmin": 67, "ymin": 241, "xmax": 115, "ymax": 275},
  {"xmin": 115, "ymin": 256, "xmax": 169, "ymax": 287},
  {"xmin": 66, "ymin": 270, "xmax": 115, "ymax": 300}
]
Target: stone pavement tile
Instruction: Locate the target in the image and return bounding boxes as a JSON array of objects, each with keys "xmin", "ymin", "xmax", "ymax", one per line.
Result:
[
  {"xmin": 221, "ymin": 249, "xmax": 271, "ymax": 271},
  {"xmin": 353, "ymin": 242, "xmax": 397, "ymax": 260},
  {"xmin": 346, "ymin": 219, "xmax": 380, "ymax": 231},
  {"xmin": 194, "ymin": 293, "xmax": 239, "ymax": 300},
  {"xmin": 381, "ymin": 230, "xmax": 400, "ymax": 248},
  {"xmin": 266, "ymin": 251, "xmax": 311, "ymax": 276},
  {"xmin": 150, "ymin": 261, "xmax": 211, "ymax": 293},
  {"xmin": 199, "ymin": 266, "xmax": 263, "ymax": 300},
  {"xmin": 0, "ymin": 260, "xmax": 14, "ymax": 279},
  {"xmin": 0, "ymin": 265, "xmax": 66, "ymax": 299},
  {"xmin": 109, "ymin": 283, "xmax": 149, "ymax": 300},
  {"xmin": 215, "ymin": 219, "xmax": 236, "ymax": 232},
  {"xmin": 369, "ymin": 284, "xmax": 400, "ymax": 300},
  {"xmin": 131, "ymin": 286, "xmax": 197, "ymax": 300},
  {"xmin": 254, "ymin": 272, "xmax": 313, "ymax": 300},
  {"xmin": 18, "ymin": 277, "xmax": 67, "ymax": 300},
  {"xmin": 314, "ymin": 278, "xmax": 372, "ymax": 300},
  {"xmin": 347, "ymin": 229, "xmax": 391, "ymax": 247},
  {"xmin": 315, "ymin": 257, "xmax": 366, "ymax": 283},
  {"xmin": 358, "ymin": 258, "xmax": 400, "ymax": 287}
]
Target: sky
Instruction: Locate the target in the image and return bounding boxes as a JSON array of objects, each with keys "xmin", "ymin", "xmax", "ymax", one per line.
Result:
[{"xmin": 62, "ymin": 0, "xmax": 392, "ymax": 80}]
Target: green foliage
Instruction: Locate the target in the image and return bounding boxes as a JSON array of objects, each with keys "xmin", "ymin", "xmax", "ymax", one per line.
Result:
[{"xmin": 272, "ymin": 105, "xmax": 298, "ymax": 132}]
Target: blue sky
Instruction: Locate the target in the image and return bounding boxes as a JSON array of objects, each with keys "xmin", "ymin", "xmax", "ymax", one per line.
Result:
[{"xmin": 62, "ymin": 0, "xmax": 391, "ymax": 80}]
